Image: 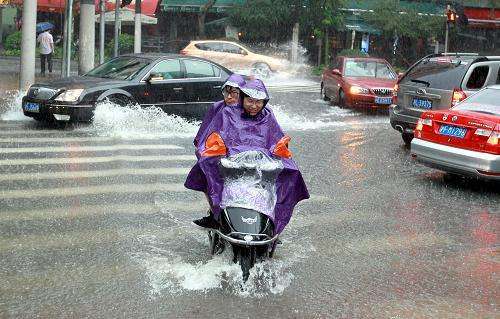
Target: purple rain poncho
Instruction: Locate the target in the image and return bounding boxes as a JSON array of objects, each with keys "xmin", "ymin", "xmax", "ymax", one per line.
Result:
[
  {"xmin": 185, "ymin": 80, "xmax": 309, "ymax": 235},
  {"xmin": 193, "ymin": 73, "xmax": 246, "ymax": 148}
]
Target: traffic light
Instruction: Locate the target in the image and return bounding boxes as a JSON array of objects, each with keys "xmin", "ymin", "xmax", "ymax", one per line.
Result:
[
  {"xmin": 120, "ymin": 0, "xmax": 133, "ymax": 7},
  {"xmin": 446, "ymin": 8, "xmax": 457, "ymax": 23}
]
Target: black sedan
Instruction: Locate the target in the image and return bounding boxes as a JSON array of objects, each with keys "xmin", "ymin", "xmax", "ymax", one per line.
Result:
[{"xmin": 22, "ymin": 54, "xmax": 232, "ymax": 122}]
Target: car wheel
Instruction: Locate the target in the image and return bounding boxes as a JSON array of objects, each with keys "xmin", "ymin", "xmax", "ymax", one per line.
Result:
[
  {"xmin": 338, "ymin": 89, "xmax": 346, "ymax": 108},
  {"xmin": 321, "ymin": 84, "xmax": 330, "ymax": 101},
  {"xmin": 402, "ymin": 132, "xmax": 413, "ymax": 147},
  {"xmin": 251, "ymin": 62, "xmax": 271, "ymax": 79}
]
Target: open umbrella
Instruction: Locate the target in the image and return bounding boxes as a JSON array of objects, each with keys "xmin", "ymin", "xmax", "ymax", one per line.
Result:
[{"xmin": 36, "ymin": 22, "xmax": 55, "ymax": 34}]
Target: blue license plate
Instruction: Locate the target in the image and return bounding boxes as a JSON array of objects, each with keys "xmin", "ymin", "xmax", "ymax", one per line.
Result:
[
  {"xmin": 375, "ymin": 97, "xmax": 392, "ymax": 105},
  {"xmin": 24, "ymin": 102, "xmax": 40, "ymax": 113},
  {"xmin": 412, "ymin": 98, "xmax": 432, "ymax": 109},
  {"xmin": 439, "ymin": 125, "xmax": 467, "ymax": 138}
]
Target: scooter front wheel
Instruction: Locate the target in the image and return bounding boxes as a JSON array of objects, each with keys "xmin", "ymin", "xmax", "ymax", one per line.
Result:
[{"xmin": 239, "ymin": 247, "xmax": 256, "ymax": 282}]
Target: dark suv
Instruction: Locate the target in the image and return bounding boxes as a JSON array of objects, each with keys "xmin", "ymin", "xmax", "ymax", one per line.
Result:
[{"xmin": 390, "ymin": 53, "xmax": 500, "ymax": 145}]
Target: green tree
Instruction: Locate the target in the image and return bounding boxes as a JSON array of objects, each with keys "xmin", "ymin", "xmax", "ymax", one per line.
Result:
[{"xmin": 228, "ymin": 0, "xmax": 345, "ymax": 43}]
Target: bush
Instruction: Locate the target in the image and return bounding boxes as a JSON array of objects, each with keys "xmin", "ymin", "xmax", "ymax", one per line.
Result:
[
  {"xmin": 105, "ymin": 33, "xmax": 134, "ymax": 58},
  {"xmin": 311, "ymin": 64, "xmax": 329, "ymax": 76},
  {"xmin": 4, "ymin": 31, "xmax": 22, "ymax": 51},
  {"xmin": 338, "ymin": 49, "xmax": 369, "ymax": 58}
]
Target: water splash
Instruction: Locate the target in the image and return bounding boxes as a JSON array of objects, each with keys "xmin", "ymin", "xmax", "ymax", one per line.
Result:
[
  {"xmin": 0, "ymin": 90, "xmax": 29, "ymax": 121},
  {"xmin": 131, "ymin": 203, "xmax": 314, "ymax": 297},
  {"xmin": 269, "ymin": 103, "xmax": 386, "ymax": 131},
  {"xmin": 83, "ymin": 101, "xmax": 200, "ymax": 139}
]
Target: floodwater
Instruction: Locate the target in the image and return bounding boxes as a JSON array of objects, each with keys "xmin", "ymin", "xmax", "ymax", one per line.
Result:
[{"xmin": 0, "ymin": 74, "xmax": 498, "ymax": 318}]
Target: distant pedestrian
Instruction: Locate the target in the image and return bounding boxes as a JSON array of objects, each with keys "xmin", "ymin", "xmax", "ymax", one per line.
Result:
[{"xmin": 37, "ymin": 29, "xmax": 54, "ymax": 76}]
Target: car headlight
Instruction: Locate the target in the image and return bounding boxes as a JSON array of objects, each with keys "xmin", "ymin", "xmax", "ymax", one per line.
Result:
[
  {"xmin": 349, "ymin": 86, "xmax": 370, "ymax": 95},
  {"xmin": 54, "ymin": 89, "xmax": 84, "ymax": 102}
]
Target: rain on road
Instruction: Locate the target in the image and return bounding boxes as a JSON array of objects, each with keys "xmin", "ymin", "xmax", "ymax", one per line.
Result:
[{"xmin": 0, "ymin": 83, "xmax": 498, "ymax": 318}]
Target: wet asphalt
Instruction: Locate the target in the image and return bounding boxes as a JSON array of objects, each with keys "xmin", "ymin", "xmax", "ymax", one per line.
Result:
[{"xmin": 0, "ymin": 88, "xmax": 498, "ymax": 319}]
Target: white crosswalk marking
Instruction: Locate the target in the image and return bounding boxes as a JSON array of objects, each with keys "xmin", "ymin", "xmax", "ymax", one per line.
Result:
[
  {"xmin": 1, "ymin": 183, "xmax": 187, "ymax": 200},
  {"xmin": 0, "ymin": 167, "xmax": 191, "ymax": 181},
  {"xmin": 267, "ymin": 84, "xmax": 320, "ymax": 93},
  {"xmin": 0, "ymin": 202, "xmax": 206, "ymax": 223},
  {"xmin": 0, "ymin": 136, "xmax": 165, "ymax": 143},
  {"xmin": 0, "ymin": 154, "xmax": 195, "ymax": 166},
  {"xmin": 0, "ymin": 144, "xmax": 183, "ymax": 154}
]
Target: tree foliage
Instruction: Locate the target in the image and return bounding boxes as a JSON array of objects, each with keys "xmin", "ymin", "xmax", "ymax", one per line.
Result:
[
  {"xmin": 363, "ymin": 0, "xmax": 444, "ymax": 39},
  {"xmin": 228, "ymin": 0, "xmax": 345, "ymax": 43}
]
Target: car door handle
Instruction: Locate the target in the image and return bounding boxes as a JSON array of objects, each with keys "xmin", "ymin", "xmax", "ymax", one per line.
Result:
[
  {"xmin": 213, "ymin": 85, "xmax": 221, "ymax": 89},
  {"xmin": 173, "ymin": 87, "xmax": 183, "ymax": 91}
]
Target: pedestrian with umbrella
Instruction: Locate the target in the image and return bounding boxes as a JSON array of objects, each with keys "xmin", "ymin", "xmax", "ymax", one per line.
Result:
[{"xmin": 36, "ymin": 22, "xmax": 55, "ymax": 76}]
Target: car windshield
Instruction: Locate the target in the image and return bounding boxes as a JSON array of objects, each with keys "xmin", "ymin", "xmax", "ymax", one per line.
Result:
[
  {"xmin": 399, "ymin": 57, "xmax": 468, "ymax": 90},
  {"xmin": 453, "ymin": 88, "xmax": 500, "ymax": 116},
  {"xmin": 85, "ymin": 57, "xmax": 151, "ymax": 80},
  {"xmin": 344, "ymin": 60, "xmax": 396, "ymax": 79}
]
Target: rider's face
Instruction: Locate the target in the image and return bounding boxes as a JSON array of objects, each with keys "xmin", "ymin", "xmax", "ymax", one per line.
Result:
[
  {"xmin": 243, "ymin": 97, "xmax": 265, "ymax": 116},
  {"xmin": 223, "ymin": 86, "xmax": 240, "ymax": 105}
]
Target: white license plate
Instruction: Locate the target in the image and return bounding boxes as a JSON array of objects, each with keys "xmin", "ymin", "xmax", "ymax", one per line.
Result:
[
  {"xmin": 375, "ymin": 97, "xmax": 392, "ymax": 104},
  {"xmin": 24, "ymin": 102, "xmax": 40, "ymax": 113}
]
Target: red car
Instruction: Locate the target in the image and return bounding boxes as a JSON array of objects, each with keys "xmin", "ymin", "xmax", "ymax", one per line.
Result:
[
  {"xmin": 321, "ymin": 56, "xmax": 398, "ymax": 109},
  {"xmin": 411, "ymin": 86, "xmax": 500, "ymax": 180}
]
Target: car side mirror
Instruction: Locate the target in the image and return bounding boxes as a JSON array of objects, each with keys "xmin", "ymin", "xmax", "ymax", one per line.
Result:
[
  {"xmin": 398, "ymin": 72, "xmax": 404, "ymax": 80},
  {"xmin": 332, "ymin": 69, "xmax": 342, "ymax": 76},
  {"xmin": 147, "ymin": 72, "xmax": 163, "ymax": 83},
  {"xmin": 240, "ymin": 49, "xmax": 247, "ymax": 55}
]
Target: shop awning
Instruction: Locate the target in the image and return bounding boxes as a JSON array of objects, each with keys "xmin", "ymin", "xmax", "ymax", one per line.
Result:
[
  {"xmin": 95, "ymin": 7, "xmax": 157, "ymax": 24},
  {"xmin": 342, "ymin": 0, "xmax": 445, "ymax": 15},
  {"xmin": 342, "ymin": 15, "xmax": 380, "ymax": 35},
  {"xmin": 104, "ymin": 0, "xmax": 159, "ymax": 16},
  {"xmin": 9, "ymin": 0, "xmax": 158, "ymax": 16},
  {"xmin": 160, "ymin": 0, "xmax": 245, "ymax": 13}
]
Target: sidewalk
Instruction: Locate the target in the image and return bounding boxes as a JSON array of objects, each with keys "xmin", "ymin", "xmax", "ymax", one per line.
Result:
[{"xmin": 0, "ymin": 55, "xmax": 78, "ymax": 93}]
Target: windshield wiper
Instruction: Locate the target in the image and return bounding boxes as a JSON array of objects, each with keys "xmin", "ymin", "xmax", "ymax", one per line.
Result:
[{"xmin": 410, "ymin": 79, "xmax": 430, "ymax": 87}]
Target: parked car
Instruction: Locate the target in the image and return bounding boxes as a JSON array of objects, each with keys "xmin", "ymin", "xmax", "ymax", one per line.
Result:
[
  {"xmin": 320, "ymin": 56, "xmax": 398, "ymax": 110},
  {"xmin": 22, "ymin": 54, "xmax": 232, "ymax": 122},
  {"xmin": 411, "ymin": 85, "xmax": 500, "ymax": 180},
  {"xmin": 180, "ymin": 40, "xmax": 289, "ymax": 78},
  {"xmin": 390, "ymin": 53, "xmax": 500, "ymax": 146}
]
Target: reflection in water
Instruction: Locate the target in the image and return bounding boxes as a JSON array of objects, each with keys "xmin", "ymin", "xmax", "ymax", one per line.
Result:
[{"xmin": 338, "ymin": 129, "xmax": 366, "ymax": 186}]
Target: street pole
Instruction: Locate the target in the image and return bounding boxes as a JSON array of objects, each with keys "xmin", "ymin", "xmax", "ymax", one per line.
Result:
[
  {"xmin": 19, "ymin": 0, "xmax": 37, "ymax": 91},
  {"xmin": 99, "ymin": 0, "xmax": 105, "ymax": 64},
  {"xmin": 79, "ymin": 0, "xmax": 95, "ymax": 74},
  {"xmin": 62, "ymin": 0, "xmax": 74, "ymax": 77},
  {"xmin": 134, "ymin": 0, "xmax": 142, "ymax": 53},
  {"xmin": 114, "ymin": 0, "xmax": 121, "ymax": 57},
  {"xmin": 444, "ymin": 21, "xmax": 449, "ymax": 53}
]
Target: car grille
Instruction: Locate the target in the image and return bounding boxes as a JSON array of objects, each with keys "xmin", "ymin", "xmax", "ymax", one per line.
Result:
[
  {"xmin": 372, "ymin": 88, "xmax": 393, "ymax": 96},
  {"xmin": 27, "ymin": 87, "xmax": 60, "ymax": 100}
]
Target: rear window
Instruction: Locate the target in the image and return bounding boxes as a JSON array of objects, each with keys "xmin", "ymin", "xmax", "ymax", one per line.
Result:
[
  {"xmin": 194, "ymin": 42, "xmax": 222, "ymax": 52},
  {"xmin": 400, "ymin": 58, "xmax": 468, "ymax": 90},
  {"xmin": 453, "ymin": 88, "xmax": 500, "ymax": 116}
]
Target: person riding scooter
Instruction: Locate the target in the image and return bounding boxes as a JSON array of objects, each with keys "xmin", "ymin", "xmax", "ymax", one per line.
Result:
[{"xmin": 186, "ymin": 79, "xmax": 309, "ymax": 235}]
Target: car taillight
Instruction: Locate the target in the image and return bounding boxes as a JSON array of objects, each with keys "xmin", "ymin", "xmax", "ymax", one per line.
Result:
[
  {"xmin": 392, "ymin": 84, "xmax": 399, "ymax": 104},
  {"xmin": 415, "ymin": 118, "xmax": 432, "ymax": 131},
  {"xmin": 180, "ymin": 50, "xmax": 188, "ymax": 55},
  {"xmin": 484, "ymin": 130, "xmax": 500, "ymax": 155},
  {"xmin": 451, "ymin": 88, "xmax": 467, "ymax": 106}
]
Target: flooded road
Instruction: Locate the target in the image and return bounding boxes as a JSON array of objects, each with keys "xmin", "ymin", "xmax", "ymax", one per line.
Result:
[{"xmin": 0, "ymin": 84, "xmax": 498, "ymax": 318}]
